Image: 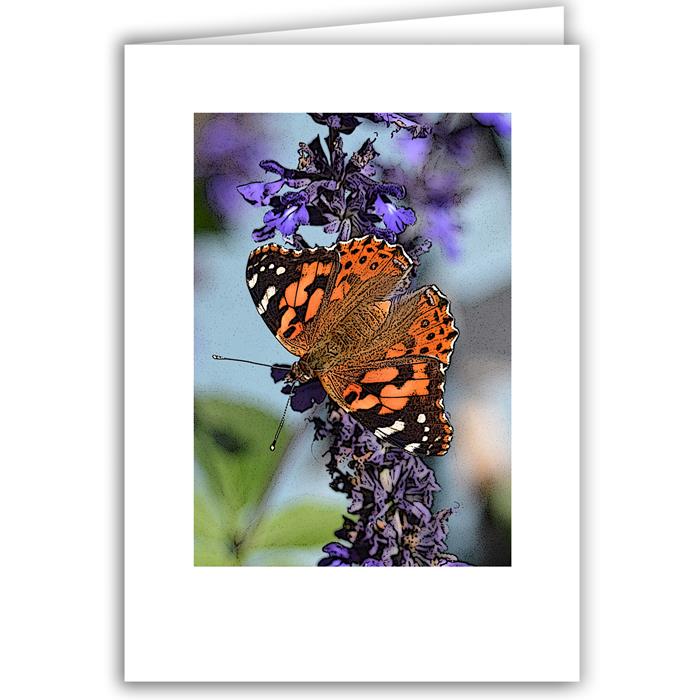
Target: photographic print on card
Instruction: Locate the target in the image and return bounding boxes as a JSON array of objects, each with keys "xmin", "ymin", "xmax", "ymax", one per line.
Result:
[{"xmin": 194, "ymin": 113, "xmax": 511, "ymax": 567}]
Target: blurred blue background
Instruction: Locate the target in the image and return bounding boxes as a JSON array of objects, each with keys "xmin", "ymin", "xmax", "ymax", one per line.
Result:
[{"xmin": 194, "ymin": 113, "xmax": 511, "ymax": 565}]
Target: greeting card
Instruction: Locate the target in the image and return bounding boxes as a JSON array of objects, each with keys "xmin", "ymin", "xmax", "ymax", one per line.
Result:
[{"xmin": 125, "ymin": 9, "xmax": 579, "ymax": 682}]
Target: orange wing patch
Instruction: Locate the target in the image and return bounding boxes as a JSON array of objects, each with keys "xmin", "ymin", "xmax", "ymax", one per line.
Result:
[
  {"xmin": 380, "ymin": 285, "xmax": 459, "ymax": 364},
  {"xmin": 328, "ymin": 235, "xmax": 412, "ymax": 304}
]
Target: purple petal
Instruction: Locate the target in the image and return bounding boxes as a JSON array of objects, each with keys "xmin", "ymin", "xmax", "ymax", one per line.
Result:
[
  {"xmin": 263, "ymin": 204, "xmax": 309, "ymax": 237},
  {"xmin": 280, "ymin": 190, "xmax": 309, "ymax": 207},
  {"xmin": 371, "ymin": 183, "xmax": 406, "ymax": 200},
  {"xmin": 373, "ymin": 196, "xmax": 416, "ymax": 234},
  {"xmin": 258, "ymin": 159, "xmax": 287, "ymax": 176},
  {"xmin": 322, "ymin": 542, "xmax": 351, "ymax": 559},
  {"xmin": 318, "ymin": 557, "xmax": 351, "ymax": 567},
  {"xmin": 237, "ymin": 179, "xmax": 284, "ymax": 206},
  {"xmin": 270, "ymin": 365, "xmax": 291, "ymax": 383},
  {"xmin": 252, "ymin": 224, "xmax": 276, "ymax": 242},
  {"xmin": 404, "ymin": 500, "xmax": 432, "ymax": 522},
  {"xmin": 289, "ymin": 379, "xmax": 327, "ymax": 413}
]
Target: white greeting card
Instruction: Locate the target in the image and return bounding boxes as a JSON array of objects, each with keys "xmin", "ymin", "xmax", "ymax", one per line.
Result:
[{"xmin": 125, "ymin": 10, "xmax": 579, "ymax": 682}]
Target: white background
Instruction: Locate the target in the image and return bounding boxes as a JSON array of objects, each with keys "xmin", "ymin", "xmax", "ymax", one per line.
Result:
[{"xmin": 2, "ymin": 0, "xmax": 699, "ymax": 697}]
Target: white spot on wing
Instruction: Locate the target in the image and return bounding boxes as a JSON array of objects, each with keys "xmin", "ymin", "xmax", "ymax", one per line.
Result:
[
  {"xmin": 404, "ymin": 443, "xmax": 420, "ymax": 453},
  {"xmin": 247, "ymin": 273, "xmax": 258, "ymax": 289},
  {"xmin": 256, "ymin": 286, "xmax": 276, "ymax": 315},
  {"xmin": 276, "ymin": 266, "xmax": 286, "ymax": 275},
  {"xmin": 417, "ymin": 413, "xmax": 426, "ymax": 423},
  {"xmin": 374, "ymin": 420, "xmax": 405, "ymax": 439}
]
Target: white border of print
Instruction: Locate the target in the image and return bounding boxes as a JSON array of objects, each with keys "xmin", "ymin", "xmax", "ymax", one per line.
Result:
[{"xmin": 125, "ymin": 44, "xmax": 579, "ymax": 682}]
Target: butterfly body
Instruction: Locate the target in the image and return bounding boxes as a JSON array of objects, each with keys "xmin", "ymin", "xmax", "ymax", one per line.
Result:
[{"xmin": 246, "ymin": 235, "xmax": 459, "ymax": 456}]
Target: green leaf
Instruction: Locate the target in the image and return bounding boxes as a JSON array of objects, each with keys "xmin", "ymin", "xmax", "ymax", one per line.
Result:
[
  {"xmin": 194, "ymin": 535, "xmax": 238, "ymax": 566},
  {"xmin": 194, "ymin": 491, "xmax": 225, "ymax": 541},
  {"xmin": 194, "ymin": 396, "xmax": 290, "ymax": 535},
  {"xmin": 194, "ymin": 177, "xmax": 225, "ymax": 235},
  {"xmin": 245, "ymin": 500, "xmax": 343, "ymax": 552}
]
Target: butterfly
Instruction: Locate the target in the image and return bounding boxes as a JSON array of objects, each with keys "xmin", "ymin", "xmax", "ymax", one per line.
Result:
[{"xmin": 246, "ymin": 235, "xmax": 459, "ymax": 456}]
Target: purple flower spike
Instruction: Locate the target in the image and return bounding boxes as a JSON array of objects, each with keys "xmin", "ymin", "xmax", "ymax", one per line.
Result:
[
  {"xmin": 237, "ymin": 113, "xmax": 471, "ymax": 566},
  {"xmin": 312, "ymin": 404, "xmax": 468, "ymax": 567},
  {"xmin": 372, "ymin": 196, "xmax": 416, "ymax": 234}
]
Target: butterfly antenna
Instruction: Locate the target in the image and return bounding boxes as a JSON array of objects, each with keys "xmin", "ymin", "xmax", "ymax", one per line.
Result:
[
  {"xmin": 212, "ymin": 354, "xmax": 283, "ymax": 370},
  {"xmin": 269, "ymin": 382, "xmax": 298, "ymax": 452}
]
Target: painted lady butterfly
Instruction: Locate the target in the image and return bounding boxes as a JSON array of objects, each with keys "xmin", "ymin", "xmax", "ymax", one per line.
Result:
[{"xmin": 246, "ymin": 235, "xmax": 459, "ymax": 456}]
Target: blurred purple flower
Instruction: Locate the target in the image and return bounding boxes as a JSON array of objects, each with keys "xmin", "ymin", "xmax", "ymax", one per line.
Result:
[
  {"xmin": 195, "ymin": 115, "xmax": 270, "ymax": 226},
  {"xmin": 473, "ymin": 113, "xmax": 512, "ymax": 139},
  {"xmin": 426, "ymin": 208, "xmax": 462, "ymax": 261},
  {"xmin": 394, "ymin": 131, "xmax": 432, "ymax": 167}
]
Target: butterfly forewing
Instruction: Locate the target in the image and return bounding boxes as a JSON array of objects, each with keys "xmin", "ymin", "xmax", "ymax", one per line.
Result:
[{"xmin": 246, "ymin": 244, "xmax": 339, "ymax": 356}]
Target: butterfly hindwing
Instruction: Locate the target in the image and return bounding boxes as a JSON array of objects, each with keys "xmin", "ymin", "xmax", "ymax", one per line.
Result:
[
  {"xmin": 366, "ymin": 285, "xmax": 459, "ymax": 366},
  {"xmin": 320, "ymin": 357, "xmax": 454, "ymax": 456},
  {"xmin": 246, "ymin": 244, "xmax": 339, "ymax": 356}
]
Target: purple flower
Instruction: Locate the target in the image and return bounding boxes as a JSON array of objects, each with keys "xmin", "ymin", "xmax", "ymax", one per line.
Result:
[
  {"xmin": 473, "ymin": 113, "xmax": 512, "ymax": 139},
  {"xmin": 271, "ymin": 365, "xmax": 327, "ymax": 412},
  {"xmin": 372, "ymin": 195, "xmax": 416, "ymax": 235},
  {"xmin": 237, "ymin": 178, "xmax": 285, "ymax": 206},
  {"xmin": 260, "ymin": 191, "xmax": 310, "ymax": 241},
  {"xmin": 426, "ymin": 208, "xmax": 462, "ymax": 261},
  {"xmin": 318, "ymin": 542, "xmax": 352, "ymax": 566}
]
